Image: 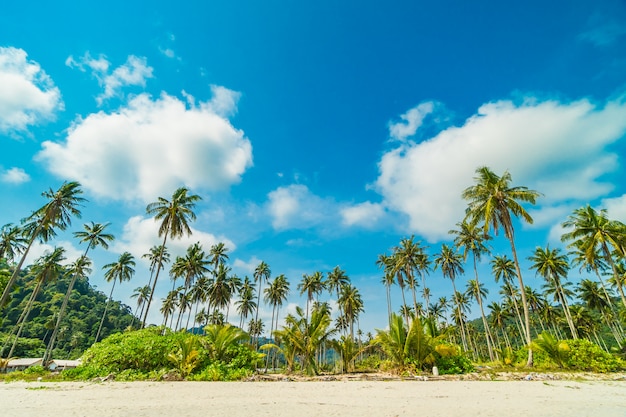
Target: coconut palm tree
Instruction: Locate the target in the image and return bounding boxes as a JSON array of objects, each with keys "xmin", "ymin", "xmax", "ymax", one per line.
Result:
[
  {"xmin": 376, "ymin": 254, "xmax": 396, "ymax": 326},
  {"xmin": 528, "ymin": 246, "xmax": 578, "ymax": 339},
  {"xmin": 161, "ymin": 289, "xmax": 179, "ymax": 328},
  {"xmin": 209, "ymin": 263, "xmax": 233, "ymax": 318},
  {"xmin": 264, "ymin": 274, "xmax": 290, "ymax": 369},
  {"xmin": 298, "ymin": 271, "xmax": 325, "ymax": 321},
  {"xmin": 464, "ymin": 278, "xmax": 496, "ymax": 360},
  {"xmin": 170, "ymin": 243, "xmax": 210, "ymax": 328},
  {"xmin": 463, "ymin": 167, "xmax": 540, "ymax": 366},
  {"xmin": 0, "ymin": 224, "xmax": 27, "ymax": 263},
  {"xmin": 434, "ymin": 244, "xmax": 468, "ymax": 352},
  {"xmin": 44, "ymin": 221, "xmax": 114, "ymax": 362},
  {"xmin": 209, "ymin": 242, "xmax": 230, "ymax": 270},
  {"xmin": 577, "ymin": 278, "xmax": 622, "ymax": 346},
  {"xmin": 141, "ymin": 187, "xmax": 201, "ymax": 327},
  {"xmin": 131, "ymin": 285, "xmax": 151, "ymax": 327},
  {"xmin": 43, "ymin": 255, "xmax": 92, "ymax": 363},
  {"xmin": 236, "ymin": 283, "xmax": 257, "ymax": 329},
  {"xmin": 7, "ymin": 247, "xmax": 66, "ymax": 358},
  {"xmin": 0, "ymin": 181, "xmax": 85, "ymax": 311},
  {"xmin": 561, "ymin": 205, "xmax": 626, "ymax": 309},
  {"xmin": 394, "ymin": 237, "xmax": 425, "ymax": 318},
  {"xmin": 142, "ymin": 245, "xmax": 170, "ymax": 294},
  {"xmin": 252, "ymin": 261, "xmax": 271, "ymax": 344},
  {"xmin": 338, "ymin": 283, "xmax": 364, "ymax": 339},
  {"xmin": 326, "ymin": 266, "xmax": 350, "ymax": 330},
  {"xmin": 450, "ymin": 220, "xmax": 496, "ymax": 360},
  {"xmin": 95, "ymin": 252, "xmax": 135, "ymax": 342}
]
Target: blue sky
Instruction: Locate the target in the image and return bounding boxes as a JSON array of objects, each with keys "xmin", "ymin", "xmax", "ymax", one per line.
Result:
[{"xmin": 2, "ymin": 0, "xmax": 626, "ymax": 334}]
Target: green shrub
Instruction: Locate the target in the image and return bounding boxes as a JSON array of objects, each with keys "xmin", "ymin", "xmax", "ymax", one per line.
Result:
[
  {"xmin": 435, "ymin": 354, "xmax": 474, "ymax": 374},
  {"xmin": 564, "ymin": 339, "xmax": 625, "ymax": 373}
]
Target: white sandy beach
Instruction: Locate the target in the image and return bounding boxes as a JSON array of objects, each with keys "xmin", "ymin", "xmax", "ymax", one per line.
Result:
[{"xmin": 1, "ymin": 380, "xmax": 625, "ymax": 417}]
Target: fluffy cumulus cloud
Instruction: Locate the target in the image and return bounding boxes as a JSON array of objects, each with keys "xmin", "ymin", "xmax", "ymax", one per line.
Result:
[
  {"xmin": 1, "ymin": 167, "xmax": 30, "ymax": 184},
  {"xmin": 0, "ymin": 47, "xmax": 62, "ymax": 133},
  {"xmin": 375, "ymin": 96, "xmax": 626, "ymax": 241},
  {"xmin": 66, "ymin": 52, "xmax": 153, "ymax": 104},
  {"xmin": 266, "ymin": 184, "xmax": 338, "ymax": 230},
  {"xmin": 36, "ymin": 89, "xmax": 253, "ymax": 202},
  {"xmin": 340, "ymin": 201, "xmax": 385, "ymax": 228},
  {"xmin": 113, "ymin": 215, "xmax": 235, "ymax": 264}
]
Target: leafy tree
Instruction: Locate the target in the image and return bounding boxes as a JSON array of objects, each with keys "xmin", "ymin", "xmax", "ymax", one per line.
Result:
[{"xmin": 434, "ymin": 244, "xmax": 467, "ymax": 352}]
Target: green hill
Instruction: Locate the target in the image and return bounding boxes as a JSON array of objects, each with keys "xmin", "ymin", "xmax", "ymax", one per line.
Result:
[{"xmin": 0, "ymin": 260, "xmax": 135, "ymax": 359}]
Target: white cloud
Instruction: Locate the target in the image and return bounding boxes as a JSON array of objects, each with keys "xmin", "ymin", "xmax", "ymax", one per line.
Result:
[
  {"xmin": 36, "ymin": 90, "xmax": 253, "ymax": 202},
  {"xmin": 66, "ymin": 52, "xmax": 153, "ymax": 104},
  {"xmin": 340, "ymin": 201, "xmax": 385, "ymax": 227},
  {"xmin": 1, "ymin": 167, "xmax": 30, "ymax": 184},
  {"xmin": 388, "ymin": 102, "xmax": 435, "ymax": 141},
  {"xmin": 602, "ymin": 194, "xmax": 626, "ymax": 223},
  {"xmin": 232, "ymin": 256, "xmax": 262, "ymax": 275},
  {"xmin": 113, "ymin": 215, "xmax": 235, "ymax": 265},
  {"xmin": 375, "ymin": 96, "xmax": 626, "ymax": 241},
  {"xmin": 0, "ymin": 47, "xmax": 62, "ymax": 133},
  {"xmin": 24, "ymin": 240, "xmax": 83, "ymax": 268},
  {"xmin": 266, "ymin": 184, "xmax": 336, "ymax": 230}
]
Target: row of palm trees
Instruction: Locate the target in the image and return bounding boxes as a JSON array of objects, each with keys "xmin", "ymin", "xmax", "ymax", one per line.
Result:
[
  {"xmin": 0, "ymin": 183, "xmax": 366, "ymax": 363},
  {"xmin": 2, "ymin": 166, "xmax": 625, "ymax": 370},
  {"xmin": 377, "ymin": 167, "xmax": 626, "ymax": 365}
]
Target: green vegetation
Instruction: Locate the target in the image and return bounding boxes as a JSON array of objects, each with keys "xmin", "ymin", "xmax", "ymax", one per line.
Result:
[{"xmin": 2, "ymin": 172, "xmax": 626, "ymax": 381}]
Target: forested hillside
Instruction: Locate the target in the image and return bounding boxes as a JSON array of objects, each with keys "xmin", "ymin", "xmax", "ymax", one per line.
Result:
[{"xmin": 0, "ymin": 260, "xmax": 134, "ymax": 358}]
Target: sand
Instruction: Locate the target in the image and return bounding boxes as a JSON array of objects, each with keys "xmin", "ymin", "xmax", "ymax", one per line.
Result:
[{"xmin": 1, "ymin": 379, "xmax": 625, "ymax": 417}]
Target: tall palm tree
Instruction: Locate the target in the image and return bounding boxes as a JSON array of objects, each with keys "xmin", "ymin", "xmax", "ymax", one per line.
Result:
[
  {"xmin": 142, "ymin": 245, "xmax": 170, "ymax": 294},
  {"xmin": 0, "ymin": 181, "xmax": 85, "ymax": 311},
  {"xmin": 131, "ymin": 285, "xmax": 151, "ymax": 326},
  {"xmin": 376, "ymin": 254, "xmax": 396, "ymax": 326},
  {"xmin": 0, "ymin": 224, "xmax": 27, "ymax": 263},
  {"xmin": 264, "ymin": 274, "xmax": 290, "ymax": 369},
  {"xmin": 209, "ymin": 242, "xmax": 230, "ymax": 270},
  {"xmin": 561, "ymin": 205, "xmax": 626, "ymax": 309},
  {"xmin": 170, "ymin": 243, "xmax": 210, "ymax": 328},
  {"xmin": 450, "ymin": 220, "xmax": 495, "ymax": 360},
  {"xmin": 298, "ymin": 271, "xmax": 325, "ymax": 321},
  {"xmin": 142, "ymin": 187, "xmax": 201, "ymax": 327},
  {"xmin": 462, "ymin": 166, "xmax": 540, "ymax": 366},
  {"xmin": 43, "ymin": 255, "xmax": 92, "ymax": 363},
  {"xmin": 492, "ymin": 255, "xmax": 525, "ymax": 340},
  {"xmin": 161, "ymin": 289, "xmax": 179, "ymax": 328},
  {"xmin": 528, "ymin": 246, "xmax": 577, "ymax": 339},
  {"xmin": 434, "ymin": 244, "xmax": 468, "ymax": 352},
  {"xmin": 7, "ymin": 247, "xmax": 66, "ymax": 357},
  {"xmin": 394, "ymin": 237, "xmax": 425, "ymax": 318},
  {"xmin": 95, "ymin": 252, "xmax": 135, "ymax": 342},
  {"xmin": 338, "ymin": 283, "xmax": 364, "ymax": 339},
  {"xmin": 252, "ymin": 261, "xmax": 271, "ymax": 342},
  {"xmin": 577, "ymin": 278, "xmax": 622, "ymax": 346},
  {"xmin": 208, "ymin": 263, "xmax": 233, "ymax": 318},
  {"xmin": 236, "ymin": 286, "xmax": 257, "ymax": 329},
  {"xmin": 464, "ymin": 278, "xmax": 496, "ymax": 361},
  {"xmin": 44, "ymin": 221, "xmax": 115, "ymax": 362}
]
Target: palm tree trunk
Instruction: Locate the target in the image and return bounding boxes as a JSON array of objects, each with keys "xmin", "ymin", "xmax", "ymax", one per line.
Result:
[
  {"xmin": 95, "ymin": 280, "xmax": 117, "ymax": 343},
  {"xmin": 507, "ymin": 235, "xmax": 533, "ymax": 367}
]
